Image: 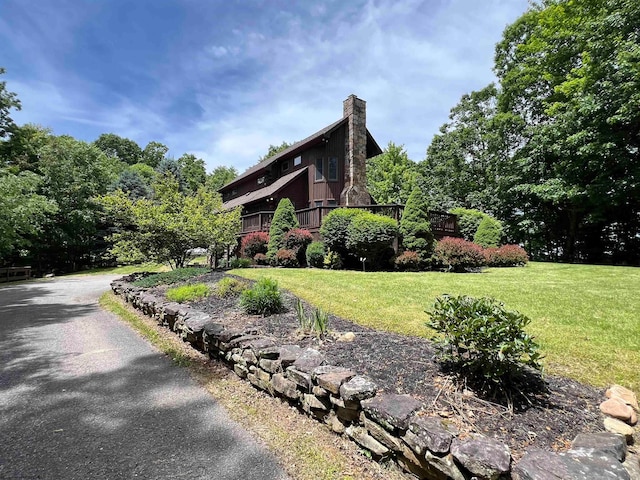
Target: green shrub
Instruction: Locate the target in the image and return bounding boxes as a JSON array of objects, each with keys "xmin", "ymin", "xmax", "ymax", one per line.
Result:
[
  {"xmin": 346, "ymin": 211, "xmax": 398, "ymax": 270},
  {"xmin": 295, "ymin": 299, "xmax": 330, "ymax": 336},
  {"xmin": 319, "ymin": 208, "xmax": 366, "ymax": 260},
  {"xmin": 230, "ymin": 257, "xmax": 252, "ymax": 268},
  {"xmin": 215, "ymin": 277, "xmax": 249, "ymax": 297},
  {"xmin": 434, "ymin": 237, "xmax": 486, "ymax": 272},
  {"xmin": 239, "ymin": 277, "xmax": 284, "ymax": 315},
  {"xmin": 426, "ymin": 295, "xmax": 542, "ymax": 390},
  {"xmin": 283, "ymin": 228, "xmax": 313, "ymax": 265},
  {"xmin": 474, "ymin": 216, "xmax": 503, "ymax": 248},
  {"xmin": 400, "ymin": 188, "xmax": 435, "ymax": 260},
  {"xmin": 394, "ymin": 250, "xmax": 422, "ymax": 271},
  {"xmin": 166, "ymin": 283, "xmax": 211, "ymax": 303},
  {"xmin": 323, "ymin": 250, "xmax": 343, "ymax": 270},
  {"xmin": 449, "ymin": 208, "xmax": 489, "ymax": 242},
  {"xmin": 241, "ymin": 232, "xmax": 269, "ymax": 258},
  {"xmin": 267, "ymin": 198, "xmax": 299, "ymax": 260},
  {"xmin": 486, "ymin": 245, "xmax": 529, "ymax": 267},
  {"xmin": 132, "ymin": 267, "xmax": 209, "ymax": 287},
  {"xmin": 306, "ymin": 241, "xmax": 326, "ymax": 268},
  {"xmin": 253, "ymin": 253, "xmax": 269, "ymax": 265},
  {"xmin": 274, "ymin": 248, "xmax": 299, "ymax": 267}
]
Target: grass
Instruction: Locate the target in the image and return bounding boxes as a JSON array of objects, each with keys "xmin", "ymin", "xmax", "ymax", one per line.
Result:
[
  {"xmin": 100, "ymin": 292, "xmax": 405, "ymax": 480},
  {"xmin": 65, "ymin": 263, "xmax": 170, "ymax": 276},
  {"xmin": 232, "ymin": 262, "xmax": 640, "ymax": 391}
]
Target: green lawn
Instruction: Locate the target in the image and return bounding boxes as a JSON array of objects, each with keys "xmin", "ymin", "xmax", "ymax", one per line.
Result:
[{"xmin": 233, "ymin": 262, "xmax": 640, "ymax": 391}]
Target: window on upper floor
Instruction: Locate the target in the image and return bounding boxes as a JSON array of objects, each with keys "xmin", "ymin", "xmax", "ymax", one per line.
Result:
[
  {"xmin": 282, "ymin": 160, "xmax": 289, "ymax": 172},
  {"xmin": 315, "ymin": 158, "xmax": 324, "ymax": 181},
  {"xmin": 294, "ymin": 155, "xmax": 302, "ymax": 166},
  {"xmin": 328, "ymin": 157, "xmax": 338, "ymax": 181}
]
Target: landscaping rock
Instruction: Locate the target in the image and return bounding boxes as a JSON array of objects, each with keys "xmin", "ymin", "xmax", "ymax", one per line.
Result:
[
  {"xmin": 363, "ymin": 417, "xmax": 404, "ymax": 451},
  {"xmin": 271, "ymin": 373, "xmax": 300, "ymax": 400},
  {"xmin": 242, "ymin": 349, "xmax": 258, "ymax": 365},
  {"xmin": 291, "ymin": 348, "xmax": 325, "ymax": 373},
  {"xmin": 286, "ymin": 367, "xmax": 312, "ymax": 391},
  {"xmin": 302, "ymin": 393, "xmax": 331, "ymax": 411},
  {"xmin": 277, "ymin": 344, "xmax": 303, "ymax": 366},
  {"xmin": 314, "ymin": 368, "xmax": 356, "ymax": 395},
  {"xmin": 312, "ymin": 386, "xmax": 329, "ymax": 397},
  {"xmin": 601, "ymin": 398, "xmax": 635, "ymax": 423},
  {"xmin": 216, "ymin": 328, "xmax": 244, "ymax": 344},
  {"xmin": 339, "ymin": 375, "xmax": 377, "ymax": 401},
  {"xmin": 623, "ymin": 453, "xmax": 640, "ymax": 479},
  {"xmin": 337, "ymin": 332, "xmax": 355, "ymax": 342},
  {"xmin": 513, "ymin": 449, "xmax": 631, "ymax": 480},
  {"xmin": 450, "ymin": 436, "xmax": 511, "ymax": 480},
  {"xmin": 233, "ymin": 364, "xmax": 248, "ymax": 378},
  {"xmin": 256, "ymin": 345, "xmax": 280, "ymax": 360},
  {"xmin": 334, "ymin": 406, "xmax": 360, "ymax": 423},
  {"xmin": 361, "ymin": 393, "xmax": 422, "ymax": 432},
  {"xmin": 246, "ymin": 337, "xmax": 277, "ymax": 353},
  {"xmin": 258, "ymin": 358, "xmax": 281, "ymax": 373},
  {"xmin": 607, "ymin": 385, "xmax": 639, "ymax": 413},
  {"xmin": 604, "ymin": 417, "xmax": 635, "ymax": 443},
  {"xmin": 397, "ymin": 444, "xmax": 449, "ymax": 480},
  {"xmin": 405, "ymin": 415, "xmax": 454, "ymax": 454},
  {"xmin": 345, "ymin": 426, "xmax": 389, "ymax": 457},
  {"xmin": 570, "ymin": 432, "xmax": 627, "ymax": 462}
]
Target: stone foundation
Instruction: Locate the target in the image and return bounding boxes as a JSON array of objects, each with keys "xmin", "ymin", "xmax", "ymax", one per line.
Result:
[{"xmin": 111, "ymin": 276, "xmax": 639, "ymax": 480}]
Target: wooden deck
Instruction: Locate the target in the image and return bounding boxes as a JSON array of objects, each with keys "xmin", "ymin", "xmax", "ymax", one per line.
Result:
[{"xmin": 240, "ymin": 205, "xmax": 458, "ymax": 238}]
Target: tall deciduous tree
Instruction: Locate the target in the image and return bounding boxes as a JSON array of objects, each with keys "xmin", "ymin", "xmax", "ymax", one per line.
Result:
[
  {"xmin": 258, "ymin": 141, "xmax": 293, "ymax": 164},
  {"xmin": 206, "ymin": 165, "xmax": 238, "ymax": 191},
  {"xmin": 177, "ymin": 153, "xmax": 206, "ymax": 194},
  {"xmin": 93, "ymin": 133, "xmax": 142, "ymax": 165},
  {"xmin": 367, "ymin": 142, "xmax": 417, "ymax": 205},
  {"xmin": 142, "ymin": 141, "xmax": 169, "ymax": 168},
  {"xmin": 0, "ymin": 67, "xmax": 21, "ymax": 139}
]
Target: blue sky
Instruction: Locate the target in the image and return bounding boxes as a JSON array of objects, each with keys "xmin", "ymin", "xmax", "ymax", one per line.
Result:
[{"xmin": 0, "ymin": 0, "xmax": 529, "ymax": 173}]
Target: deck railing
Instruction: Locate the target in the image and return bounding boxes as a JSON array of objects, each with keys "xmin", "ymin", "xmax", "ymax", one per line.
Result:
[
  {"xmin": 240, "ymin": 205, "xmax": 458, "ymax": 238},
  {"xmin": 0, "ymin": 266, "xmax": 32, "ymax": 283}
]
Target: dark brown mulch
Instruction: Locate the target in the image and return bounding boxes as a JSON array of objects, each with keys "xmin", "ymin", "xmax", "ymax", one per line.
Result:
[{"xmin": 157, "ymin": 271, "xmax": 604, "ymax": 459}]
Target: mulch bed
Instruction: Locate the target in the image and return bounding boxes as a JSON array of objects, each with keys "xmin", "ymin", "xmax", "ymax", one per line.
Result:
[{"xmin": 152, "ymin": 270, "xmax": 604, "ymax": 459}]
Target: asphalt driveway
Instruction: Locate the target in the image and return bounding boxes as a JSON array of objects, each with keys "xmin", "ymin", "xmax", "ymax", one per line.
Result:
[{"xmin": 0, "ymin": 275, "xmax": 288, "ymax": 479}]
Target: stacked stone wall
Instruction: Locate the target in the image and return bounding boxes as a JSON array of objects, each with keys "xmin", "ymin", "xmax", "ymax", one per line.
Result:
[{"xmin": 111, "ymin": 276, "xmax": 639, "ymax": 480}]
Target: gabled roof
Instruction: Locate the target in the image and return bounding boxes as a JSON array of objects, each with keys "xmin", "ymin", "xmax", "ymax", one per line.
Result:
[
  {"xmin": 222, "ymin": 167, "xmax": 308, "ymax": 210},
  {"xmin": 220, "ymin": 118, "xmax": 346, "ymax": 191}
]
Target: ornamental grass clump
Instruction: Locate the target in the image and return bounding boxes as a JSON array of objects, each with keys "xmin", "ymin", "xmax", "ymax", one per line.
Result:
[
  {"xmin": 427, "ymin": 294, "xmax": 542, "ymax": 395},
  {"xmin": 214, "ymin": 277, "xmax": 248, "ymax": 297},
  {"xmin": 239, "ymin": 277, "xmax": 284, "ymax": 316},
  {"xmin": 166, "ymin": 283, "xmax": 211, "ymax": 303},
  {"xmin": 295, "ymin": 299, "xmax": 330, "ymax": 336}
]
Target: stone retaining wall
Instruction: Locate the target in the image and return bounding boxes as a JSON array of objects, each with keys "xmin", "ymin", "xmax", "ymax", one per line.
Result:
[{"xmin": 111, "ymin": 276, "xmax": 639, "ymax": 480}]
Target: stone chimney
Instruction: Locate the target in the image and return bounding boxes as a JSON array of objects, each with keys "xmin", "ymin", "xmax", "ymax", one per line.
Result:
[{"xmin": 340, "ymin": 94, "xmax": 371, "ymax": 206}]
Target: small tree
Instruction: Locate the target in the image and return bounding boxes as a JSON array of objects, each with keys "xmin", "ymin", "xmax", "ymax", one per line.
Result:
[
  {"xmin": 346, "ymin": 212, "xmax": 398, "ymax": 270},
  {"xmin": 449, "ymin": 208, "xmax": 487, "ymax": 241},
  {"xmin": 319, "ymin": 208, "xmax": 366, "ymax": 262},
  {"xmin": 267, "ymin": 198, "xmax": 299, "ymax": 260},
  {"xmin": 474, "ymin": 216, "xmax": 503, "ymax": 248},
  {"xmin": 399, "ymin": 187, "xmax": 434, "ymax": 262}
]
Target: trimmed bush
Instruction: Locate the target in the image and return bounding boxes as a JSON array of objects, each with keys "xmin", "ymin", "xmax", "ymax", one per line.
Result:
[
  {"xmin": 399, "ymin": 188, "xmax": 434, "ymax": 261},
  {"xmin": 394, "ymin": 250, "xmax": 422, "ymax": 271},
  {"xmin": 346, "ymin": 212, "xmax": 398, "ymax": 270},
  {"xmin": 274, "ymin": 248, "xmax": 299, "ymax": 268},
  {"xmin": 267, "ymin": 198, "xmax": 299, "ymax": 260},
  {"xmin": 323, "ymin": 250, "xmax": 343, "ymax": 270},
  {"xmin": 486, "ymin": 245, "xmax": 529, "ymax": 267},
  {"xmin": 306, "ymin": 241, "xmax": 326, "ymax": 268},
  {"xmin": 253, "ymin": 253, "xmax": 269, "ymax": 265},
  {"xmin": 131, "ymin": 267, "xmax": 209, "ymax": 287},
  {"xmin": 426, "ymin": 294, "xmax": 542, "ymax": 391},
  {"xmin": 283, "ymin": 228, "xmax": 313, "ymax": 265},
  {"xmin": 434, "ymin": 237, "xmax": 486, "ymax": 272},
  {"xmin": 239, "ymin": 277, "xmax": 284, "ymax": 315},
  {"xmin": 319, "ymin": 208, "xmax": 366, "ymax": 260},
  {"xmin": 474, "ymin": 216, "xmax": 503, "ymax": 248},
  {"xmin": 449, "ymin": 208, "xmax": 489, "ymax": 242},
  {"xmin": 166, "ymin": 283, "xmax": 211, "ymax": 303},
  {"xmin": 214, "ymin": 277, "xmax": 249, "ymax": 297},
  {"xmin": 241, "ymin": 232, "xmax": 269, "ymax": 258}
]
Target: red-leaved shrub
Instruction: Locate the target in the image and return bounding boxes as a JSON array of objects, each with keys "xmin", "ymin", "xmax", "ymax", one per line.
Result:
[
  {"xmin": 395, "ymin": 251, "xmax": 423, "ymax": 271},
  {"xmin": 253, "ymin": 253, "xmax": 269, "ymax": 265},
  {"xmin": 434, "ymin": 237, "xmax": 486, "ymax": 272},
  {"xmin": 283, "ymin": 228, "xmax": 313, "ymax": 265},
  {"xmin": 241, "ymin": 232, "xmax": 269, "ymax": 258},
  {"xmin": 486, "ymin": 245, "xmax": 529, "ymax": 267},
  {"xmin": 274, "ymin": 248, "xmax": 299, "ymax": 267}
]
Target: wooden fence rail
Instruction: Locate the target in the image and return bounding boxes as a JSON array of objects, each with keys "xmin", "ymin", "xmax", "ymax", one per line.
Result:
[{"xmin": 0, "ymin": 267, "xmax": 32, "ymax": 283}]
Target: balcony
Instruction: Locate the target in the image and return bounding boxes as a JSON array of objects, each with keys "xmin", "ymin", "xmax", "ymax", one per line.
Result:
[{"xmin": 240, "ymin": 205, "xmax": 458, "ymax": 238}]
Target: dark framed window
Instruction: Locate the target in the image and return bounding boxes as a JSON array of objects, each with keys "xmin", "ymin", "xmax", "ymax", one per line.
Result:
[
  {"xmin": 282, "ymin": 160, "xmax": 289, "ymax": 172},
  {"xmin": 314, "ymin": 200, "xmax": 323, "ymax": 207},
  {"xmin": 315, "ymin": 158, "xmax": 324, "ymax": 181},
  {"xmin": 327, "ymin": 199, "xmax": 337, "ymax": 206},
  {"xmin": 328, "ymin": 157, "xmax": 338, "ymax": 181}
]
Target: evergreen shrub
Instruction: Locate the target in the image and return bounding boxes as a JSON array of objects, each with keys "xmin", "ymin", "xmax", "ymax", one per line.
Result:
[
  {"xmin": 306, "ymin": 241, "xmax": 326, "ymax": 268},
  {"xmin": 346, "ymin": 212, "xmax": 398, "ymax": 270},
  {"xmin": 230, "ymin": 258, "xmax": 252, "ymax": 268},
  {"xmin": 449, "ymin": 208, "xmax": 490, "ymax": 241},
  {"xmin": 319, "ymin": 208, "xmax": 366, "ymax": 261},
  {"xmin": 474, "ymin": 216, "xmax": 503, "ymax": 248},
  {"xmin": 434, "ymin": 237, "xmax": 486, "ymax": 272},
  {"xmin": 399, "ymin": 188, "xmax": 434, "ymax": 261},
  {"xmin": 241, "ymin": 232, "xmax": 269, "ymax": 258},
  {"xmin": 323, "ymin": 250, "xmax": 343, "ymax": 270},
  {"xmin": 267, "ymin": 198, "xmax": 299, "ymax": 260}
]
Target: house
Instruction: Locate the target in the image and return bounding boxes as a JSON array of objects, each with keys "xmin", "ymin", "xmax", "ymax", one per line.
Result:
[{"xmin": 220, "ymin": 95, "xmax": 457, "ymax": 237}]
